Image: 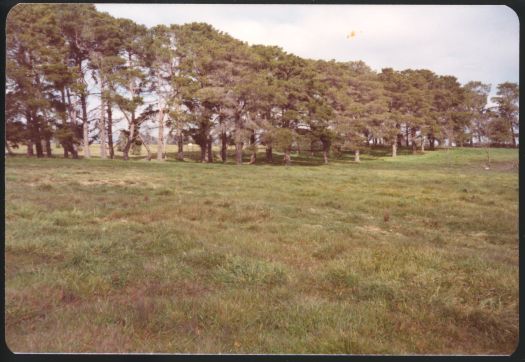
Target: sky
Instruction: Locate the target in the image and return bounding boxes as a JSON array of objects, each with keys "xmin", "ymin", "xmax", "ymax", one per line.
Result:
[{"xmin": 95, "ymin": 4, "xmax": 519, "ymax": 96}]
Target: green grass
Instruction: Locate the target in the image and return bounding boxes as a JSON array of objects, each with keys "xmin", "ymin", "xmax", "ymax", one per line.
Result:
[{"xmin": 5, "ymin": 147, "xmax": 519, "ymax": 354}]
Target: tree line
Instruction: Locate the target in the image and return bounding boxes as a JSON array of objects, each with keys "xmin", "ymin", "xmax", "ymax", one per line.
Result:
[{"xmin": 6, "ymin": 4, "xmax": 519, "ymax": 165}]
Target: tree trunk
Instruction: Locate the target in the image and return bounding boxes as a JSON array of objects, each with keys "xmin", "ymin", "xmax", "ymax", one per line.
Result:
[
  {"xmin": 421, "ymin": 136, "xmax": 425, "ymax": 152},
  {"xmin": 283, "ymin": 148, "xmax": 291, "ymax": 166},
  {"xmin": 5, "ymin": 142, "xmax": 14, "ymax": 156},
  {"xmin": 41, "ymin": 140, "xmax": 47, "ymax": 156},
  {"xmin": 429, "ymin": 134, "xmax": 435, "ymax": 151},
  {"xmin": 221, "ymin": 131, "xmax": 227, "ymax": 163},
  {"xmin": 122, "ymin": 122, "xmax": 135, "ymax": 161},
  {"xmin": 34, "ymin": 138, "xmax": 43, "ymax": 158},
  {"xmin": 249, "ymin": 131, "xmax": 256, "ymax": 164},
  {"xmin": 511, "ymin": 127, "xmax": 516, "ymax": 147},
  {"xmin": 60, "ymin": 88, "xmax": 69, "ymax": 158},
  {"xmin": 392, "ymin": 142, "xmax": 397, "ymax": 157},
  {"xmin": 82, "ymin": 99, "xmax": 90, "ymax": 158},
  {"xmin": 65, "ymin": 88, "xmax": 79, "ymax": 159},
  {"xmin": 99, "ymin": 91, "xmax": 107, "ymax": 159},
  {"xmin": 138, "ymin": 134, "xmax": 152, "ymax": 161},
  {"xmin": 33, "ymin": 119, "xmax": 43, "ymax": 158},
  {"xmin": 27, "ymin": 141, "xmax": 34, "ymax": 157},
  {"xmin": 157, "ymin": 106, "xmax": 164, "ymax": 161},
  {"xmin": 322, "ymin": 140, "xmax": 329, "ymax": 164},
  {"xmin": 200, "ymin": 143, "xmax": 206, "ymax": 163},
  {"xmin": 163, "ymin": 131, "xmax": 170, "ymax": 160},
  {"xmin": 235, "ymin": 114, "xmax": 243, "ymax": 165},
  {"xmin": 63, "ymin": 143, "xmax": 69, "ymax": 158},
  {"xmin": 410, "ymin": 127, "xmax": 417, "ymax": 154},
  {"xmin": 177, "ymin": 132, "xmax": 184, "ymax": 160},
  {"xmin": 266, "ymin": 145, "xmax": 273, "ymax": 163},
  {"xmin": 235, "ymin": 142, "xmax": 243, "ymax": 165},
  {"xmin": 207, "ymin": 135, "xmax": 213, "ymax": 163},
  {"xmin": 78, "ymin": 61, "xmax": 90, "ymax": 159},
  {"xmin": 405, "ymin": 126, "xmax": 409, "ymax": 147},
  {"xmin": 69, "ymin": 139, "xmax": 78, "ymax": 159},
  {"xmin": 45, "ymin": 138, "xmax": 52, "ymax": 157},
  {"xmin": 354, "ymin": 149, "xmax": 360, "ymax": 163},
  {"xmin": 106, "ymin": 101, "xmax": 114, "ymax": 159}
]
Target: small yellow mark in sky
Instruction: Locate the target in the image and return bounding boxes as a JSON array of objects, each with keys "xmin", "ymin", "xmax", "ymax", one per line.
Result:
[{"xmin": 347, "ymin": 30, "xmax": 363, "ymax": 39}]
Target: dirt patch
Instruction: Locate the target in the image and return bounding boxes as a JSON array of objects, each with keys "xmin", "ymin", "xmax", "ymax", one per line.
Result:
[{"xmin": 356, "ymin": 225, "xmax": 387, "ymax": 235}]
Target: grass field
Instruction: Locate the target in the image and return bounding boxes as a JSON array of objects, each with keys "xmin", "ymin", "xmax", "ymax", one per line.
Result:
[{"xmin": 5, "ymin": 146, "xmax": 519, "ymax": 354}]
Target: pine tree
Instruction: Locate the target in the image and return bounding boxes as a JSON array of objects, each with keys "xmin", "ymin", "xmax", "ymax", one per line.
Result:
[{"xmin": 491, "ymin": 82, "xmax": 519, "ymax": 147}]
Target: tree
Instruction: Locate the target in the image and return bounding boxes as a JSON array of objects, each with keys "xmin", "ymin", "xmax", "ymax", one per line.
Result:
[
  {"xmin": 55, "ymin": 4, "xmax": 100, "ymax": 158},
  {"xmin": 491, "ymin": 82, "xmax": 519, "ymax": 147},
  {"xmin": 379, "ymin": 68, "xmax": 406, "ymax": 156},
  {"xmin": 174, "ymin": 23, "xmax": 239, "ymax": 163},
  {"xmin": 258, "ymin": 52, "xmax": 310, "ymax": 165},
  {"xmin": 148, "ymin": 24, "xmax": 182, "ymax": 161},
  {"xmin": 462, "ymin": 81, "xmax": 491, "ymax": 145},
  {"xmin": 6, "ymin": 4, "xmax": 65, "ymax": 158},
  {"xmin": 250, "ymin": 45, "xmax": 289, "ymax": 163},
  {"xmin": 430, "ymin": 75, "xmax": 465, "ymax": 149},
  {"xmin": 108, "ymin": 18, "xmax": 148, "ymax": 161},
  {"xmin": 85, "ymin": 10, "xmax": 128, "ymax": 159},
  {"xmin": 302, "ymin": 59, "xmax": 336, "ymax": 164}
]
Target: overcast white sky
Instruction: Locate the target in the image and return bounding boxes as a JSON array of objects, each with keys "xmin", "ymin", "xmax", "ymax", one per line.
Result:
[{"xmin": 96, "ymin": 4, "xmax": 519, "ymax": 94}]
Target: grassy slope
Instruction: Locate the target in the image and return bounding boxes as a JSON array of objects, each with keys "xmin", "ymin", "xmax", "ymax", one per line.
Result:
[{"xmin": 5, "ymin": 147, "xmax": 519, "ymax": 354}]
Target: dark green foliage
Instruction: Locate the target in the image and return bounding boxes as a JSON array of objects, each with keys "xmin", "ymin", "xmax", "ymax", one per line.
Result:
[{"xmin": 6, "ymin": 4, "xmax": 518, "ymax": 163}]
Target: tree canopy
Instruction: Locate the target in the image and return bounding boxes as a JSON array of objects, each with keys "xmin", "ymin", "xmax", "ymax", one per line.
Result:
[{"xmin": 6, "ymin": 4, "xmax": 519, "ymax": 163}]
